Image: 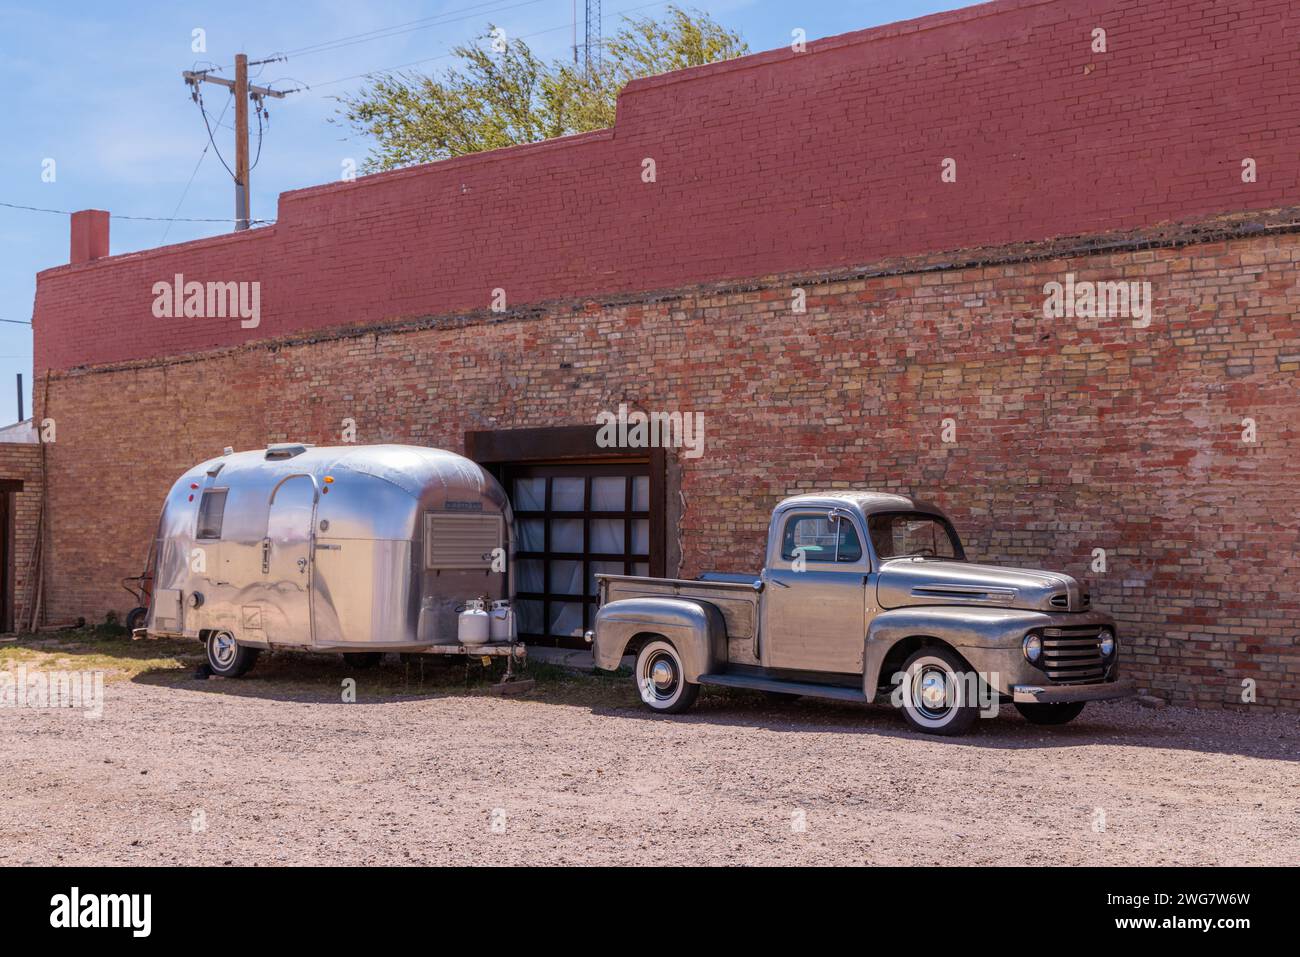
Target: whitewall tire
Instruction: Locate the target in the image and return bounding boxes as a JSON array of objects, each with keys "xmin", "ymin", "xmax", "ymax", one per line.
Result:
[
  {"xmin": 205, "ymin": 630, "xmax": 260, "ymax": 678},
  {"xmin": 898, "ymin": 646, "xmax": 980, "ymax": 736},
  {"xmin": 634, "ymin": 639, "xmax": 699, "ymax": 714}
]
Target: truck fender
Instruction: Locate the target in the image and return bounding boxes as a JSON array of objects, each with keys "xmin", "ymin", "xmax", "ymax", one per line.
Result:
[
  {"xmin": 863, "ymin": 606, "xmax": 1058, "ymax": 699},
  {"xmin": 592, "ymin": 597, "xmax": 726, "ymax": 682}
]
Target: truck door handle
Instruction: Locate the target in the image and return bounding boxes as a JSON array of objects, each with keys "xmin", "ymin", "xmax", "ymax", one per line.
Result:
[{"xmin": 261, "ymin": 539, "xmax": 271, "ymax": 574}]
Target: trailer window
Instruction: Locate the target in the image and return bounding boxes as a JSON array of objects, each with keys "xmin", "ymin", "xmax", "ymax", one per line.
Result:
[{"xmin": 196, "ymin": 489, "xmax": 228, "ymax": 540}]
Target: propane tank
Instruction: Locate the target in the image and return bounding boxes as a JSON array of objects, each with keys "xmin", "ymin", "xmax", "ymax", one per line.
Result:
[
  {"xmin": 489, "ymin": 600, "xmax": 515, "ymax": 643},
  {"xmin": 457, "ymin": 599, "xmax": 490, "ymax": 645}
]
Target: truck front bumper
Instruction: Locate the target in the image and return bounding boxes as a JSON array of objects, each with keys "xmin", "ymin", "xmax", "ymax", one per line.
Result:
[{"xmin": 1011, "ymin": 678, "xmax": 1135, "ymax": 704}]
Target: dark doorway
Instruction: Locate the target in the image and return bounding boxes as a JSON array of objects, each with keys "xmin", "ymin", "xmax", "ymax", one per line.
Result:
[
  {"xmin": 466, "ymin": 427, "xmax": 666, "ymax": 647},
  {"xmin": 0, "ymin": 480, "xmax": 21, "ymax": 633}
]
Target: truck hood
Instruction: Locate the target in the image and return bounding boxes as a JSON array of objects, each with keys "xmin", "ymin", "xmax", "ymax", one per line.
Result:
[{"xmin": 876, "ymin": 559, "xmax": 1090, "ymax": 613}]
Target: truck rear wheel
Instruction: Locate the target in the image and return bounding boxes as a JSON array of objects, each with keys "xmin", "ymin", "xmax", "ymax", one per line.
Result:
[
  {"xmin": 1014, "ymin": 701, "xmax": 1086, "ymax": 725},
  {"xmin": 634, "ymin": 640, "xmax": 699, "ymax": 714},
  {"xmin": 897, "ymin": 646, "xmax": 980, "ymax": 736},
  {"xmin": 205, "ymin": 630, "xmax": 260, "ymax": 678}
]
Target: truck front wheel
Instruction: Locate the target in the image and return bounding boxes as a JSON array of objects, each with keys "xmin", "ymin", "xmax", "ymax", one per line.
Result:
[
  {"xmin": 897, "ymin": 647, "xmax": 980, "ymax": 736},
  {"xmin": 1014, "ymin": 701, "xmax": 1086, "ymax": 725},
  {"xmin": 634, "ymin": 640, "xmax": 699, "ymax": 714}
]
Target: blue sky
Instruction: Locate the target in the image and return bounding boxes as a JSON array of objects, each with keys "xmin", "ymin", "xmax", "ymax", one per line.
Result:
[{"xmin": 0, "ymin": 0, "xmax": 969, "ymax": 423}]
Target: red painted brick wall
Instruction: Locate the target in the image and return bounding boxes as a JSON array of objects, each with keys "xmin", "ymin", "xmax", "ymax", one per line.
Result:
[
  {"xmin": 34, "ymin": 216, "xmax": 1300, "ymax": 711},
  {"xmin": 32, "ymin": 0, "xmax": 1300, "ymax": 372}
]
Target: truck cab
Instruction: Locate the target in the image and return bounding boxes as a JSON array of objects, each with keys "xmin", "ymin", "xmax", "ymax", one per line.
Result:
[{"xmin": 589, "ymin": 492, "xmax": 1132, "ymax": 735}]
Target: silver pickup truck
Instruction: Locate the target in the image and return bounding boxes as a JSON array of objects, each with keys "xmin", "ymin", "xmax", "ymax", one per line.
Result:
[{"xmin": 587, "ymin": 492, "xmax": 1133, "ymax": 735}]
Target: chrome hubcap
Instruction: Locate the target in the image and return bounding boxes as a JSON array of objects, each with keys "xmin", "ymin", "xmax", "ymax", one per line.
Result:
[
  {"xmin": 914, "ymin": 667, "xmax": 952, "ymax": 718},
  {"xmin": 211, "ymin": 632, "xmax": 237, "ymax": 668},
  {"xmin": 651, "ymin": 661, "xmax": 675, "ymax": 689},
  {"xmin": 642, "ymin": 651, "xmax": 680, "ymax": 701}
]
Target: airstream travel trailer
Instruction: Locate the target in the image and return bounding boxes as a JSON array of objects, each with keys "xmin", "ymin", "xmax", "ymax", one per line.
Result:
[{"xmin": 140, "ymin": 443, "xmax": 517, "ymax": 677}]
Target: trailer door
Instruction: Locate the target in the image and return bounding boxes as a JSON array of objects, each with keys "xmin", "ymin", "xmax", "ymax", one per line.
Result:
[{"xmin": 261, "ymin": 474, "xmax": 318, "ymax": 644}]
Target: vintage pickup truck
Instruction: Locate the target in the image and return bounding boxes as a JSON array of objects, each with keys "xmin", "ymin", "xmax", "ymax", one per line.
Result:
[{"xmin": 587, "ymin": 492, "xmax": 1133, "ymax": 735}]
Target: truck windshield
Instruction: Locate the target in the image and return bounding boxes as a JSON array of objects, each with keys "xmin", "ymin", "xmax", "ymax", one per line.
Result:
[{"xmin": 868, "ymin": 512, "xmax": 962, "ymax": 560}]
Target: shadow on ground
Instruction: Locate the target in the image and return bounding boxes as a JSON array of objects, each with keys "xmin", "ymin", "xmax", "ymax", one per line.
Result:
[{"xmin": 4, "ymin": 631, "xmax": 1293, "ymax": 762}]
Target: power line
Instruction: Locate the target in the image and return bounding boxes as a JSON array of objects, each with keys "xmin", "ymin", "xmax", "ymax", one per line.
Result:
[
  {"xmin": 0, "ymin": 200, "xmax": 273, "ymax": 225},
  {"xmin": 255, "ymin": 0, "xmax": 551, "ymax": 64},
  {"xmin": 194, "ymin": 86, "xmax": 236, "ymax": 178},
  {"xmin": 303, "ymin": 0, "xmax": 669, "ymax": 92},
  {"xmin": 162, "ymin": 92, "xmax": 233, "ymax": 244}
]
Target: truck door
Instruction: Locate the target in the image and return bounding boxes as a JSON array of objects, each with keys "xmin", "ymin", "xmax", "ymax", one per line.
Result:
[
  {"xmin": 761, "ymin": 507, "xmax": 870, "ymax": 674},
  {"xmin": 261, "ymin": 474, "xmax": 318, "ymax": 645}
]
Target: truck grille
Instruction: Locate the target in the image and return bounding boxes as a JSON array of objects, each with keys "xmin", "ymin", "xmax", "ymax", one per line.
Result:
[{"xmin": 1039, "ymin": 626, "xmax": 1107, "ymax": 683}]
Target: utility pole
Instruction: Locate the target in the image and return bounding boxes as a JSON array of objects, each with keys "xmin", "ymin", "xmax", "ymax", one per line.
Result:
[
  {"xmin": 183, "ymin": 54, "xmax": 294, "ymax": 231},
  {"xmin": 234, "ymin": 54, "xmax": 251, "ymax": 231}
]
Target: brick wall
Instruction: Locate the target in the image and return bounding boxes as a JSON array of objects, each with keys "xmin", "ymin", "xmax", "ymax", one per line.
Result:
[
  {"xmin": 36, "ymin": 213, "xmax": 1300, "ymax": 710},
  {"xmin": 0, "ymin": 443, "xmax": 45, "ymax": 631},
  {"xmin": 32, "ymin": 0, "xmax": 1300, "ymax": 372}
]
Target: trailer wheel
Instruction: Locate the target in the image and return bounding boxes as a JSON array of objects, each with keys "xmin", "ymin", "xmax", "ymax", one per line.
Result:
[
  {"xmin": 1014, "ymin": 701, "xmax": 1086, "ymax": 725},
  {"xmin": 342, "ymin": 652, "xmax": 384, "ymax": 670},
  {"xmin": 634, "ymin": 640, "xmax": 699, "ymax": 714},
  {"xmin": 125, "ymin": 606, "xmax": 148, "ymax": 633},
  {"xmin": 897, "ymin": 646, "xmax": 980, "ymax": 736},
  {"xmin": 205, "ymin": 630, "xmax": 259, "ymax": 678}
]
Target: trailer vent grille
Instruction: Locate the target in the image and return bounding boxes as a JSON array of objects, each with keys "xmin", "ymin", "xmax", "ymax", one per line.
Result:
[{"xmin": 425, "ymin": 512, "xmax": 504, "ymax": 571}]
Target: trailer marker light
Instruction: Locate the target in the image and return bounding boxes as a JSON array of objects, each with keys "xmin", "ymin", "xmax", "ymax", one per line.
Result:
[
  {"xmin": 190, "ymin": 483, "xmax": 199, "ymax": 489},
  {"xmin": 188, "ymin": 494, "xmax": 194, "ymax": 502},
  {"xmin": 323, "ymin": 476, "xmax": 334, "ymax": 483}
]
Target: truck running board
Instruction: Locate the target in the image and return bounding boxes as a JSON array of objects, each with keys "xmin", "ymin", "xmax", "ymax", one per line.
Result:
[{"xmin": 697, "ymin": 672, "xmax": 868, "ymax": 703}]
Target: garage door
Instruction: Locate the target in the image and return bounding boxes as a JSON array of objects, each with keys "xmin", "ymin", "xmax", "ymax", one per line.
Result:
[{"xmin": 505, "ymin": 463, "xmax": 654, "ymax": 644}]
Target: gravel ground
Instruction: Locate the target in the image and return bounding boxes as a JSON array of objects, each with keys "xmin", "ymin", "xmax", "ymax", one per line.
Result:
[{"xmin": 1, "ymin": 661, "xmax": 1297, "ymax": 866}]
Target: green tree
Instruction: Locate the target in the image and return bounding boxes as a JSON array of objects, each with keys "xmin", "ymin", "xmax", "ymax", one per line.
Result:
[{"xmin": 334, "ymin": 6, "xmax": 747, "ymax": 171}]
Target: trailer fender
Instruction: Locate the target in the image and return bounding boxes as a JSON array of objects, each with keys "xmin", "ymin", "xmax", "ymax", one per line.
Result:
[{"xmin": 592, "ymin": 597, "xmax": 726, "ymax": 682}]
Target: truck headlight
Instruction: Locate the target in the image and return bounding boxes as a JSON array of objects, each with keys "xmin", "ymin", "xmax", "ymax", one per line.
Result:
[
  {"xmin": 1098, "ymin": 630, "xmax": 1116, "ymax": 659},
  {"xmin": 1023, "ymin": 634, "xmax": 1042, "ymax": 663}
]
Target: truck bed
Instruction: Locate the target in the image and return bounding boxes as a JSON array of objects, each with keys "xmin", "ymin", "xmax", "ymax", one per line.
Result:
[{"xmin": 596, "ymin": 573, "xmax": 763, "ymax": 666}]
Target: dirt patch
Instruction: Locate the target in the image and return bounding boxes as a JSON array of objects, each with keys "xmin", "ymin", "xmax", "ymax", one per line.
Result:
[{"xmin": 1, "ymin": 636, "xmax": 1296, "ymax": 865}]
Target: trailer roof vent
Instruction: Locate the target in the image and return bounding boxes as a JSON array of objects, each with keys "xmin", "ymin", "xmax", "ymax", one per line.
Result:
[{"xmin": 265, "ymin": 443, "xmax": 314, "ymax": 461}]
